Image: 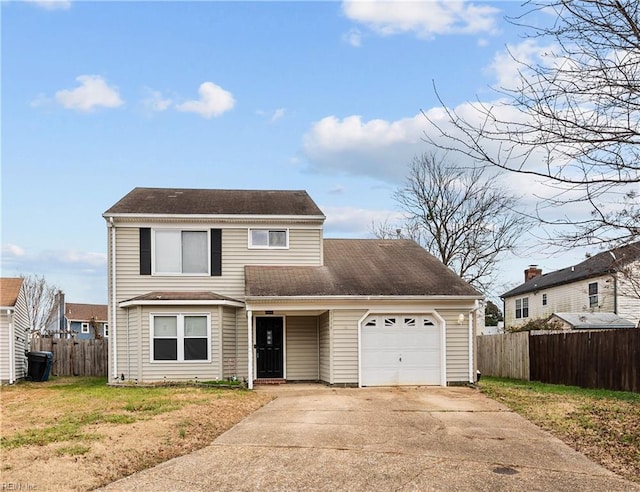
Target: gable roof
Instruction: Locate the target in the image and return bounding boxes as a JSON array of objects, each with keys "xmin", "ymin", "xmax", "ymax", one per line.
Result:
[
  {"xmin": 65, "ymin": 303, "xmax": 108, "ymax": 322},
  {"xmin": 103, "ymin": 187, "xmax": 325, "ymax": 217},
  {"xmin": 550, "ymin": 312, "xmax": 636, "ymax": 330},
  {"xmin": 502, "ymin": 241, "xmax": 640, "ymax": 298},
  {"xmin": 0, "ymin": 278, "xmax": 24, "ymax": 307},
  {"xmin": 246, "ymin": 239, "xmax": 481, "ymax": 298}
]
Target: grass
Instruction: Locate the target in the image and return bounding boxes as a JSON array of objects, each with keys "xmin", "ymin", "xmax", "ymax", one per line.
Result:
[
  {"xmin": 479, "ymin": 377, "xmax": 640, "ymax": 483},
  {"xmin": 0, "ymin": 376, "xmax": 236, "ymax": 450}
]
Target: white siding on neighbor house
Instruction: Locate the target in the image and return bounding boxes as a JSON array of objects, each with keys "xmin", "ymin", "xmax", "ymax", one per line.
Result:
[
  {"xmin": 285, "ymin": 316, "xmax": 318, "ymax": 380},
  {"xmin": 0, "ymin": 313, "xmax": 10, "ymax": 382},
  {"xmin": 330, "ymin": 309, "xmax": 366, "ymax": 385},
  {"xmin": 319, "ymin": 311, "xmax": 331, "ymax": 383},
  {"xmin": 617, "ymin": 260, "xmax": 640, "ymax": 326},
  {"xmin": 504, "ymin": 274, "xmax": 615, "ymax": 329},
  {"xmin": 1, "ymin": 286, "xmax": 29, "ymax": 384},
  {"xmin": 110, "ymin": 224, "xmax": 321, "ymax": 382}
]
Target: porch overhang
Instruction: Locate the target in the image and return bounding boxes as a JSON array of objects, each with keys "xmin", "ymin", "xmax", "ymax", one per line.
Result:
[{"xmin": 119, "ymin": 291, "xmax": 245, "ymax": 308}]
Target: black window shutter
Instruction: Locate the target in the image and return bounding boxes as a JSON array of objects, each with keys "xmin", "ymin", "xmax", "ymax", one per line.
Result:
[
  {"xmin": 211, "ymin": 229, "xmax": 222, "ymax": 276},
  {"xmin": 140, "ymin": 228, "xmax": 152, "ymax": 275}
]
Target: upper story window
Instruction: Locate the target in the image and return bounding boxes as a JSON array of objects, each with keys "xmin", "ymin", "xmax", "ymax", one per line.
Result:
[
  {"xmin": 154, "ymin": 230, "xmax": 209, "ymax": 274},
  {"xmin": 103, "ymin": 323, "xmax": 109, "ymax": 337},
  {"xmin": 140, "ymin": 228, "xmax": 221, "ymax": 277},
  {"xmin": 81, "ymin": 322, "xmax": 90, "ymax": 334},
  {"xmin": 588, "ymin": 282, "xmax": 598, "ymax": 308},
  {"xmin": 542, "ymin": 293, "xmax": 547, "ymax": 306},
  {"xmin": 248, "ymin": 229, "xmax": 288, "ymax": 249},
  {"xmin": 515, "ymin": 297, "xmax": 529, "ymax": 319}
]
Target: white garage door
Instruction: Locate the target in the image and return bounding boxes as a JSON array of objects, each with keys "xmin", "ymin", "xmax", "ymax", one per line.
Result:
[{"xmin": 361, "ymin": 314, "xmax": 441, "ymax": 386}]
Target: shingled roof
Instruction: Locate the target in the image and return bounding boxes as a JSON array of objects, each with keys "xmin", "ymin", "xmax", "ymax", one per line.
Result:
[
  {"xmin": 65, "ymin": 303, "xmax": 108, "ymax": 322},
  {"xmin": 502, "ymin": 241, "xmax": 640, "ymax": 298},
  {"xmin": 246, "ymin": 239, "xmax": 481, "ymax": 297},
  {"xmin": 0, "ymin": 278, "xmax": 24, "ymax": 307},
  {"xmin": 104, "ymin": 187, "xmax": 324, "ymax": 217}
]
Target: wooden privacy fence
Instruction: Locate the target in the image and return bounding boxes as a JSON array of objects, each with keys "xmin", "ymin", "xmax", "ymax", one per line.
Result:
[
  {"xmin": 477, "ymin": 331, "xmax": 529, "ymax": 380},
  {"xmin": 31, "ymin": 338, "xmax": 108, "ymax": 377},
  {"xmin": 477, "ymin": 330, "xmax": 639, "ymax": 393}
]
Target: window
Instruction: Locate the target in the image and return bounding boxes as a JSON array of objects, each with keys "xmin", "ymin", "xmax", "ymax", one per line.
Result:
[
  {"xmin": 151, "ymin": 314, "xmax": 209, "ymax": 362},
  {"xmin": 103, "ymin": 323, "xmax": 109, "ymax": 337},
  {"xmin": 154, "ymin": 230, "xmax": 209, "ymax": 274},
  {"xmin": 249, "ymin": 229, "xmax": 288, "ymax": 249},
  {"xmin": 542, "ymin": 294, "xmax": 547, "ymax": 306},
  {"xmin": 81, "ymin": 322, "xmax": 90, "ymax": 334},
  {"xmin": 589, "ymin": 282, "xmax": 598, "ymax": 308},
  {"xmin": 515, "ymin": 297, "xmax": 529, "ymax": 319},
  {"xmin": 384, "ymin": 318, "xmax": 397, "ymax": 327}
]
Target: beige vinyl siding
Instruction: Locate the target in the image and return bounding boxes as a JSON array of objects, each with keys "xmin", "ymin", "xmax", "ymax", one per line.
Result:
[
  {"xmin": 12, "ymin": 288, "xmax": 28, "ymax": 381},
  {"xmin": 439, "ymin": 310, "xmax": 471, "ymax": 384},
  {"xmin": 235, "ymin": 309, "xmax": 249, "ymax": 380},
  {"xmin": 331, "ymin": 309, "xmax": 365, "ymax": 384},
  {"xmin": 222, "ymin": 306, "xmax": 240, "ymax": 379},
  {"xmin": 111, "ymin": 224, "xmax": 320, "ymax": 382},
  {"xmin": 285, "ymin": 316, "xmax": 318, "ymax": 380},
  {"xmin": 504, "ymin": 274, "xmax": 615, "ymax": 329},
  {"xmin": 319, "ymin": 311, "xmax": 331, "ymax": 383}
]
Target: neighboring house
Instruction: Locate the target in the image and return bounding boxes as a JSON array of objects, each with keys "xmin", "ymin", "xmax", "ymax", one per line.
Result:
[
  {"xmin": 65, "ymin": 303, "xmax": 109, "ymax": 339},
  {"xmin": 502, "ymin": 242, "xmax": 640, "ymax": 330},
  {"xmin": 103, "ymin": 187, "xmax": 483, "ymax": 388},
  {"xmin": 0, "ymin": 278, "xmax": 29, "ymax": 384}
]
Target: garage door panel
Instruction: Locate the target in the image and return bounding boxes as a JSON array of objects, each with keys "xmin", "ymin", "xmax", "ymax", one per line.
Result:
[{"xmin": 361, "ymin": 314, "xmax": 441, "ymax": 387}]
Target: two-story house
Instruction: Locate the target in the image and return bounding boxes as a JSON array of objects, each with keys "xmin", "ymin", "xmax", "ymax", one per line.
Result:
[
  {"xmin": 103, "ymin": 187, "xmax": 483, "ymax": 388},
  {"xmin": 502, "ymin": 242, "xmax": 640, "ymax": 330}
]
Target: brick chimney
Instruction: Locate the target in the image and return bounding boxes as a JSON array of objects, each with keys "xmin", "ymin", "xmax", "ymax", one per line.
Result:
[{"xmin": 524, "ymin": 265, "xmax": 542, "ymax": 282}]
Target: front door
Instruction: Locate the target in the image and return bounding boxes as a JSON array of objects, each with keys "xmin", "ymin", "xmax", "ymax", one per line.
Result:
[{"xmin": 256, "ymin": 317, "xmax": 284, "ymax": 378}]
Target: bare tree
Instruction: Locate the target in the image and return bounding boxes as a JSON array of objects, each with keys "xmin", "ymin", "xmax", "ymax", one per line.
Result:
[
  {"xmin": 425, "ymin": 0, "xmax": 640, "ymax": 248},
  {"xmin": 21, "ymin": 274, "xmax": 60, "ymax": 336},
  {"xmin": 373, "ymin": 152, "xmax": 531, "ymax": 292}
]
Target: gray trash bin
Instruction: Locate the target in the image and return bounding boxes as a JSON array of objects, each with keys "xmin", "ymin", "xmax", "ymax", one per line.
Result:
[{"xmin": 27, "ymin": 351, "xmax": 53, "ymax": 381}]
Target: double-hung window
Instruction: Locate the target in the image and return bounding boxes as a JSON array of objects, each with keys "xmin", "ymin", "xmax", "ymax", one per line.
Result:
[
  {"xmin": 248, "ymin": 229, "xmax": 288, "ymax": 249},
  {"xmin": 81, "ymin": 322, "xmax": 90, "ymax": 334},
  {"xmin": 154, "ymin": 230, "xmax": 209, "ymax": 274},
  {"xmin": 515, "ymin": 297, "xmax": 529, "ymax": 319},
  {"xmin": 588, "ymin": 282, "xmax": 598, "ymax": 308},
  {"xmin": 151, "ymin": 314, "xmax": 210, "ymax": 362}
]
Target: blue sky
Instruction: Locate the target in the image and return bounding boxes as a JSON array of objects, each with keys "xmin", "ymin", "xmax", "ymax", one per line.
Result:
[{"xmin": 2, "ymin": 0, "xmax": 594, "ymax": 305}]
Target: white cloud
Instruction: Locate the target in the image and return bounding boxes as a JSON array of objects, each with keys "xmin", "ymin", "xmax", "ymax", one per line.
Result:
[
  {"xmin": 343, "ymin": 28, "xmax": 363, "ymax": 47},
  {"xmin": 322, "ymin": 205, "xmax": 403, "ymax": 237},
  {"xmin": 54, "ymin": 75, "xmax": 123, "ymax": 112},
  {"xmin": 271, "ymin": 108, "xmax": 286, "ymax": 123},
  {"xmin": 302, "ymin": 113, "xmax": 428, "ymax": 182},
  {"xmin": 329, "ymin": 185, "xmax": 346, "ymax": 195},
  {"xmin": 2, "ymin": 244, "xmax": 26, "ymax": 257},
  {"xmin": 141, "ymin": 88, "xmax": 172, "ymax": 112},
  {"xmin": 487, "ymin": 39, "xmax": 557, "ymax": 90},
  {"xmin": 176, "ymin": 82, "xmax": 235, "ymax": 118},
  {"xmin": 24, "ymin": 0, "xmax": 71, "ymax": 10},
  {"xmin": 342, "ymin": 0, "xmax": 500, "ymax": 39}
]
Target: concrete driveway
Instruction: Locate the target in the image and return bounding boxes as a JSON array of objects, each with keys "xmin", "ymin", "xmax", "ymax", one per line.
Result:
[{"xmin": 100, "ymin": 385, "xmax": 638, "ymax": 491}]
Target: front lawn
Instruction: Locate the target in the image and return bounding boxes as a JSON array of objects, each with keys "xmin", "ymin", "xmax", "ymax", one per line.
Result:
[
  {"xmin": 479, "ymin": 377, "xmax": 640, "ymax": 483},
  {"xmin": 0, "ymin": 377, "xmax": 272, "ymax": 490}
]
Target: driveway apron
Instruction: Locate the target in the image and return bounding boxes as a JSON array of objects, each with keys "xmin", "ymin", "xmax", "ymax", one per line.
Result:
[{"xmin": 100, "ymin": 385, "xmax": 638, "ymax": 491}]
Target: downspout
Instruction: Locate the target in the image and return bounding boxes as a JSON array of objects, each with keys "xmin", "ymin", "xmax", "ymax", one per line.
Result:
[
  {"xmin": 469, "ymin": 300, "xmax": 481, "ymax": 384},
  {"xmin": 612, "ymin": 274, "xmax": 618, "ymax": 314},
  {"xmin": 247, "ymin": 310, "xmax": 253, "ymax": 389},
  {"xmin": 109, "ymin": 217, "xmax": 118, "ymax": 380},
  {"xmin": 7, "ymin": 308, "xmax": 15, "ymax": 384}
]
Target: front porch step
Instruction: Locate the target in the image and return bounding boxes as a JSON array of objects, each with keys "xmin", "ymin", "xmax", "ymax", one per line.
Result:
[{"xmin": 254, "ymin": 378, "xmax": 286, "ymax": 385}]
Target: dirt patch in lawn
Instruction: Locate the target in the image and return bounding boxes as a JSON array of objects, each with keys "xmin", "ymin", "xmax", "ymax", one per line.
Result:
[
  {"xmin": 0, "ymin": 378, "xmax": 272, "ymax": 490},
  {"xmin": 480, "ymin": 378, "xmax": 640, "ymax": 483}
]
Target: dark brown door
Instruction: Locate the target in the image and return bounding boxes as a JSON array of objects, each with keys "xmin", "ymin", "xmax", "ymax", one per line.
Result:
[{"xmin": 256, "ymin": 317, "xmax": 283, "ymax": 378}]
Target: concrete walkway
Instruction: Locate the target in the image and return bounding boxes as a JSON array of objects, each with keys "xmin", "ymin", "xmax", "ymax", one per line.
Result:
[{"xmin": 100, "ymin": 385, "xmax": 638, "ymax": 491}]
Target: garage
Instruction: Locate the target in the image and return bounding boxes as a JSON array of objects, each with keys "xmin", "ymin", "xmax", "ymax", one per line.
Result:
[{"xmin": 360, "ymin": 314, "xmax": 442, "ymax": 386}]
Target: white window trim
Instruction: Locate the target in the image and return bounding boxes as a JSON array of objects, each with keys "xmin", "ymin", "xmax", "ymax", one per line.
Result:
[
  {"xmin": 149, "ymin": 313, "xmax": 211, "ymax": 363},
  {"xmin": 103, "ymin": 323, "xmax": 109, "ymax": 337},
  {"xmin": 81, "ymin": 322, "xmax": 90, "ymax": 334},
  {"xmin": 151, "ymin": 228, "xmax": 211, "ymax": 276},
  {"xmin": 248, "ymin": 228, "xmax": 289, "ymax": 250}
]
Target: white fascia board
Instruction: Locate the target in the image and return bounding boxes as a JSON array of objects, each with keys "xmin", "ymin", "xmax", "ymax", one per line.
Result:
[
  {"xmin": 103, "ymin": 213, "xmax": 326, "ymax": 222},
  {"xmin": 119, "ymin": 299, "xmax": 245, "ymax": 308}
]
